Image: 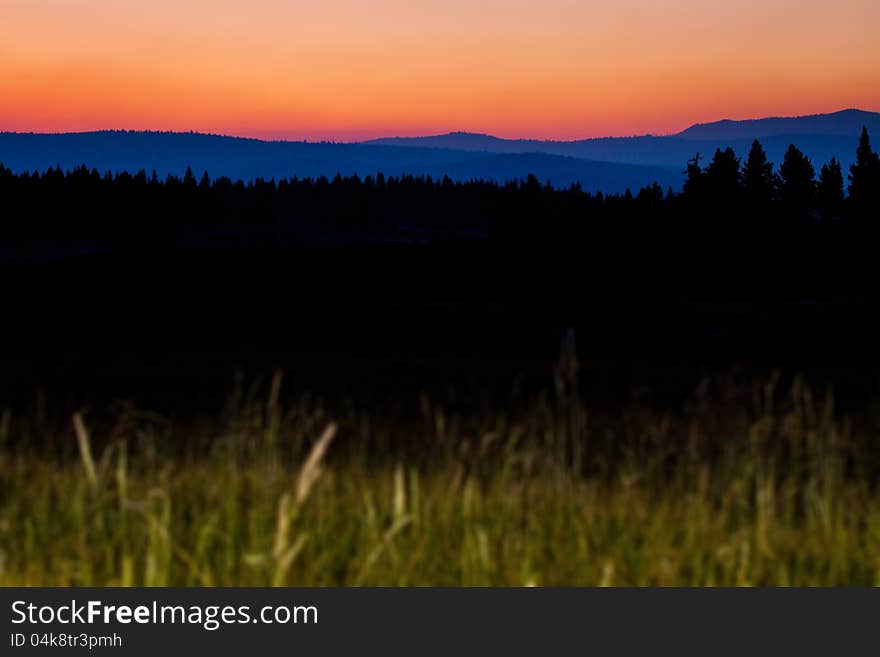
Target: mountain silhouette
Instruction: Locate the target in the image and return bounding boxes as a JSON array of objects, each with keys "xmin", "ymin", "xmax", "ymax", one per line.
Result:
[
  {"xmin": 367, "ymin": 109, "xmax": 880, "ymax": 172},
  {"xmin": 676, "ymin": 108, "xmax": 880, "ymax": 140},
  {"xmin": 0, "ymin": 130, "xmax": 679, "ymax": 193},
  {"xmin": 2, "ymin": 109, "xmax": 877, "ymax": 193}
]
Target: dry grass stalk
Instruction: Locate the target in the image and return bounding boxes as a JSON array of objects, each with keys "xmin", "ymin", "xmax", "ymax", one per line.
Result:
[
  {"xmin": 72, "ymin": 412, "xmax": 98, "ymax": 490},
  {"xmin": 296, "ymin": 423, "xmax": 337, "ymax": 505}
]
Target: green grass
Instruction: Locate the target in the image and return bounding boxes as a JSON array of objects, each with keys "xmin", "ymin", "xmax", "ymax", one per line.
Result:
[{"xmin": 2, "ymin": 369, "xmax": 880, "ymax": 586}]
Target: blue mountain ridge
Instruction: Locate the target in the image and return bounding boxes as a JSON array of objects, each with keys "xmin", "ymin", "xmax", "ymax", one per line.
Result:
[
  {"xmin": 2, "ymin": 109, "xmax": 877, "ymax": 193},
  {"xmin": 0, "ymin": 131, "xmax": 680, "ymax": 193},
  {"xmin": 366, "ymin": 109, "xmax": 880, "ymax": 172}
]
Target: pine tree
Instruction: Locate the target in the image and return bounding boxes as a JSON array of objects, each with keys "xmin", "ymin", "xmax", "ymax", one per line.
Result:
[
  {"xmin": 779, "ymin": 144, "xmax": 816, "ymax": 218},
  {"xmin": 0, "ymin": 164, "xmax": 10, "ymax": 238},
  {"xmin": 705, "ymin": 147, "xmax": 741, "ymax": 208},
  {"xmin": 682, "ymin": 152, "xmax": 705, "ymax": 201},
  {"xmin": 817, "ymin": 158, "xmax": 844, "ymax": 220},
  {"xmin": 742, "ymin": 139, "xmax": 776, "ymax": 205},
  {"xmin": 848, "ymin": 126, "xmax": 880, "ymax": 217},
  {"xmin": 183, "ymin": 166, "xmax": 197, "ymax": 188}
]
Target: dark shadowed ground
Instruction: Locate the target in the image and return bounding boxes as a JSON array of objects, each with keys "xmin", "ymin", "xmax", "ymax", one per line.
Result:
[{"xmin": 3, "ymin": 242, "xmax": 879, "ymax": 421}]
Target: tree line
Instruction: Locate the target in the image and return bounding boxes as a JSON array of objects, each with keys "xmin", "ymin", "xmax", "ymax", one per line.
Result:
[
  {"xmin": 681, "ymin": 127, "xmax": 879, "ymax": 223},
  {"xmin": 1, "ymin": 127, "xmax": 878, "ymax": 252}
]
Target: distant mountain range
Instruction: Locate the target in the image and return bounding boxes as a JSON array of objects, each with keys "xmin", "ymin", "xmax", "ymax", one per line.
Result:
[
  {"xmin": 1, "ymin": 109, "xmax": 877, "ymax": 194},
  {"xmin": 367, "ymin": 109, "xmax": 880, "ymax": 171},
  {"xmin": 676, "ymin": 109, "xmax": 880, "ymax": 140}
]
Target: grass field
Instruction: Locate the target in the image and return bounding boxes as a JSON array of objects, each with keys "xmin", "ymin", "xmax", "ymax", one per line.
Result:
[{"xmin": 2, "ymin": 363, "xmax": 880, "ymax": 587}]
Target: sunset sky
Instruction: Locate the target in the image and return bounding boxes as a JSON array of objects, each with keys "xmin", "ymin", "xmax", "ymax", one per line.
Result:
[{"xmin": 2, "ymin": 0, "xmax": 879, "ymax": 141}]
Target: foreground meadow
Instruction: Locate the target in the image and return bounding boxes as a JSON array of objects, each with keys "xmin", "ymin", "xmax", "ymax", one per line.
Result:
[{"xmin": 2, "ymin": 366, "xmax": 879, "ymax": 586}]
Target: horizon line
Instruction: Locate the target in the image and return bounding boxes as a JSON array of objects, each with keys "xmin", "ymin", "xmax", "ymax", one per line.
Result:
[{"xmin": 0, "ymin": 107, "xmax": 876, "ymax": 145}]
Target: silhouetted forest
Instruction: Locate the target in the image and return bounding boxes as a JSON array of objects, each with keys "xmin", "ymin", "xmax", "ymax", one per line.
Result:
[
  {"xmin": 1, "ymin": 130, "xmax": 880, "ymax": 408},
  {"xmin": 2, "ymin": 129, "xmax": 878, "ymax": 251}
]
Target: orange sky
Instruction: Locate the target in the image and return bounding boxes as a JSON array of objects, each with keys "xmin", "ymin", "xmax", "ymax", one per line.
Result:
[{"xmin": 2, "ymin": 0, "xmax": 879, "ymax": 140}]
